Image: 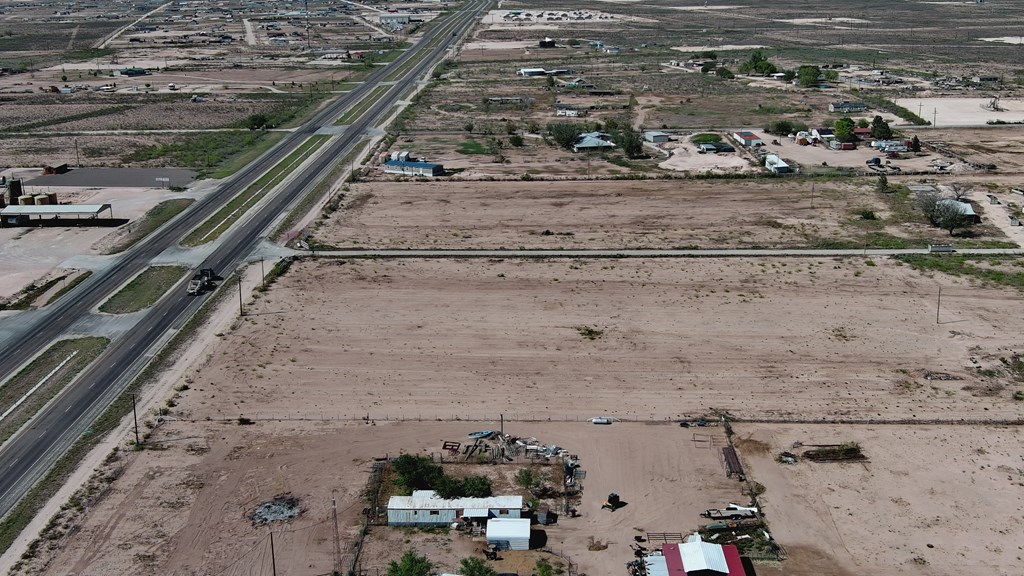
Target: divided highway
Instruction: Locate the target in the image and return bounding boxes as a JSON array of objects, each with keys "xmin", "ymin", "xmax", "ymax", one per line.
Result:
[{"xmin": 0, "ymin": 0, "xmax": 490, "ymax": 519}]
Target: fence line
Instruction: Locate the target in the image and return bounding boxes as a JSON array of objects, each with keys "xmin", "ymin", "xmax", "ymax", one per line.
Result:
[{"xmin": 184, "ymin": 414, "xmax": 1024, "ymax": 426}]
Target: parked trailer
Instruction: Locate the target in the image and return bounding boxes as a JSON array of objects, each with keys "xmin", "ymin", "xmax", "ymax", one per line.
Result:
[{"xmin": 701, "ymin": 506, "xmax": 757, "ymax": 520}]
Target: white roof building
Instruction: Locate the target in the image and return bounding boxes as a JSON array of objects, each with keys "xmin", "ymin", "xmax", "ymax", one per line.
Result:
[
  {"xmin": 680, "ymin": 533, "xmax": 729, "ymax": 573},
  {"xmin": 486, "ymin": 518, "xmax": 531, "ymax": 550}
]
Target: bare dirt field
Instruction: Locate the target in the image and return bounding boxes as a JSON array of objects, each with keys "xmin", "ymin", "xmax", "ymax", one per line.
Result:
[
  {"xmin": 22, "ymin": 256, "xmax": 1024, "ymax": 576},
  {"xmin": 735, "ymin": 422, "xmax": 1024, "ymax": 576},
  {"xmin": 30, "ymin": 419, "xmax": 743, "ymax": 576},
  {"xmin": 896, "ymin": 97, "xmax": 1024, "ymax": 127},
  {"xmin": 180, "ymin": 258, "xmax": 1023, "ymax": 423},
  {"xmin": 315, "ymin": 178, "xmax": 1012, "ymax": 250}
]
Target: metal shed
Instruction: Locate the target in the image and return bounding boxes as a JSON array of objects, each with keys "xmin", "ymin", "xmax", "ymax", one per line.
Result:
[{"xmin": 486, "ymin": 518, "xmax": 531, "ymax": 551}]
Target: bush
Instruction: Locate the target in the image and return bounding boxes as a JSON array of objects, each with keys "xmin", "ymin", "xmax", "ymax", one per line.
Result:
[{"xmin": 392, "ymin": 454, "xmax": 443, "ymax": 491}]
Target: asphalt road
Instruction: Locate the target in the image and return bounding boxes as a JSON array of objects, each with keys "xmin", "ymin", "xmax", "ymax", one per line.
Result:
[{"xmin": 0, "ymin": 0, "xmax": 489, "ymax": 520}]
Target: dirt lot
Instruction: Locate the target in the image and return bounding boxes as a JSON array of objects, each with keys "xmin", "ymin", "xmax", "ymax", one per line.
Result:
[
  {"xmin": 316, "ymin": 178, "xmax": 1012, "ymax": 250},
  {"xmin": 34, "ymin": 420, "xmax": 742, "ymax": 576},
  {"xmin": 22, "ymin": 256, "xmax": 1024, "ymax": 576},
  {"xmin": 735, "ymin": 422, "xmax": 1024, "ymax": 576},
  {"xmin": 177, "ymin": 258, "xmax": 1024, "ymax": 423}
]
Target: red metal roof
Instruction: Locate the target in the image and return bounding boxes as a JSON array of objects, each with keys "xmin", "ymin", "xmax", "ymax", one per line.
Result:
[{"xmin": 661, "ymin": 542, "xmax": 746, "ymax": 576}]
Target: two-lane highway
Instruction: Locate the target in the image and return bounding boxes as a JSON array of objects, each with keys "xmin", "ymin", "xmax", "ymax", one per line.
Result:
[{"xmin": 0, "ymin": 0, "xmax": 491, "ymax": 519}]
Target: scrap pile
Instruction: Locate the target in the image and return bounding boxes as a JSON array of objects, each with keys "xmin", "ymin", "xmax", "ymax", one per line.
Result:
[{"xmin": 779, "ymin": 441, "xmax": 867, "ymax": 463}]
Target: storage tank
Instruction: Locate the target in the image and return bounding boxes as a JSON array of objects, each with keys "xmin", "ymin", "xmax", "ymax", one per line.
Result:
[
  {"xmin": 34, "ymin": 195, "xmax": 49, "ymax": 205},
  {"xmin": 8, "ymin": 178, "xmax": 22, "ymax": 205},
  {"xmin": 18, "ymin": 196, "xmax": 33, "ymax": 205}
]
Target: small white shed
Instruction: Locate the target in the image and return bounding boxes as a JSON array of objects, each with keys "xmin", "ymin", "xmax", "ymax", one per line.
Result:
[{"xmin": 486, "ymin": 518, "xmax": 531, "ymax": 551}]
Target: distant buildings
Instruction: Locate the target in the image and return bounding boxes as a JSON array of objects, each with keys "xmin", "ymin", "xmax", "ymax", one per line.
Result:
[
  {"xmin": 828, "ymin": 101, "xmax": 867, "ymax": 113},
  {"xmin": 732, "ymin": 131, "xmax": 764, "ymax": 147},
  {"xmin": 573, "ymin": 131, "xmax": 616, "ymax": 152}
]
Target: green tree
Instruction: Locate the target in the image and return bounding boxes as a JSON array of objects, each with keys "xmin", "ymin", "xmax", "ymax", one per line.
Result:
[
  {"xmin": 781, "ymin": 70, "xmax": 796, "ymax": 82},
  {"xmin": 546, "ymin": 122, "xmax": 587, "ymax": 150},
  {"xmin": 834, "ymin": 116, "xmax": 856, "ymax": 142},
  {"xmin": 910, "ymin": 135, "xmax": 921, "ymax": 152},
  {"xmin": 388, "ymin": 550, "xmax": 432, "ymax": 576},
  {"xmin": 460, "ymin": 557, "xmax": 497, "ymax": 576},
  {"xmin": 509, "ymin": 134, "xmax": 524, "ymax": 147},
  {"xmin": 857, "ymin": 118, "xmax": 870, "ymax": 129},
  {"xmin": 823, "ymin": 69, "xmax": 839, "ymax": 81},
  {"xmin": 870, "ymin": 115, "xmax": 892, "ymax": 139},
  {"xmin": 876, "ymin": 174, "xmax": 889, "ymax": 193},
  {"xmin": 797, "ymin": 65, "xmax": 821, "ymax": 87},
  {"xmin": 244, "ymin": 113, "xmax": 269, "ymax": 130},
  {"xmin": 462, "ymin": 475, "xmax": 493, "ymax": 497},
  {"xmin": 935, "ymin": 200, "xmax": 973, "ymax": 236},
  {"xmin": 515, "ymin": 468, "xmax": 548, "ymax": 492},
  {"xmin": 614, "ymin": 128, "xmax": 644, "ymax": 158},
  {"xmin": 392, "ymin": 454, "xmax": 443, "ymax": 491},
  {"xmin": 715, "ymin": 67, "xmax": 735, "ymax": 79},
  {"xmin": 536, "ymin": 558, "xmax": 557, "ymax": 576},
  {"xmin": 433, "ymin": 474, "xmax": 463, "ymax": 499},
  {"xmin": 464, "ymin": 121, "xmax": 474, "ymax": 133},
  {"xmin": 764, "ymin": 120, "xmax": 793, "ymax": 135},
  {"xmin": 546, "ymin": 75, "xmax": 555, "ymax": 88}
]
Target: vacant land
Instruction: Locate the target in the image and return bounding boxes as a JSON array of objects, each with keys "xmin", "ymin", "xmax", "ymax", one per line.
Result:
[
  {"xmin": 176, "ymin": 258, "xmax": 1024, "ymax": 423},
  {"xmin": 315, "ymin": 178, "xmax": 1012, "ymax": 249},
  {"xmin": 736, "ymin": 422, "xmax": 1024, "ymax": 575},
  {"xmin": 21, "ymin": 256, "xmax": 1024, "ymax": 576}
]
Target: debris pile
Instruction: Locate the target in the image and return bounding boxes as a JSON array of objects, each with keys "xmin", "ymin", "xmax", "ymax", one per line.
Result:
[{"xmin": 251, "ymin": 494, "xmax": 302, "ymax": 525}]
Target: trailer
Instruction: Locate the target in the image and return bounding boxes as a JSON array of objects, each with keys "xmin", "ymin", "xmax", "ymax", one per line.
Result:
[{"xmin": 700, "ymin": 505, "xmax": 757, "ymax": 520}]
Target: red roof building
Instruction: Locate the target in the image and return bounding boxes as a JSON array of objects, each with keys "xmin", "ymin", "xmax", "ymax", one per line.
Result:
[{"xmin": 646, "ymin": 535, "xmax": 751, "ymax": 576}]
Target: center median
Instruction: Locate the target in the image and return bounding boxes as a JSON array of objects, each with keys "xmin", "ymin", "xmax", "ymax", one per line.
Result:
[{"xmin": 181, "ymin": 134, "xmax": 331, "ymax": 247}]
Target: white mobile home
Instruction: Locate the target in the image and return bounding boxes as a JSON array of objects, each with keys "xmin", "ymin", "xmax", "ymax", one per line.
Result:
[{"xmin": 387, "ymin": 491, "xmax": 523, "ymax": 526}]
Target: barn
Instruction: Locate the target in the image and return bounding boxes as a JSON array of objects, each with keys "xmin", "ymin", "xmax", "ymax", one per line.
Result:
[
  {"xmin": 387, "ymin": 491, "xmax": 523, "ymax": 526},
  {"xmin": 645, "ymin": 535, "xmax": 753, "ymax": 576}
]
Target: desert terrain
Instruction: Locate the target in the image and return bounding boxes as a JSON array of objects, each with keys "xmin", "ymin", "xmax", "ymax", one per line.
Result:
[
  {"xmin": 13, "ymin": 255, "xmax": 1024, "ymax": 576},
  {"xmin": 4, "ymin": 1, "xmax": 1024, "ymax": 576}
]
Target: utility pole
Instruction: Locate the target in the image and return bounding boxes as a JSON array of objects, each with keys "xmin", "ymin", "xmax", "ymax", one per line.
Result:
[
  {"xmin": 332, "ymin": 494, "xmax": 342, "ymax": 574},
  {"xmin": 260, "ymin": 258, "xmax": 265, "ymax": 290},
  {"xmin": 810, "ymin": 182, "xmax": 815, "ymax": 208},
  {"xmin": 936, "ymin": 286, "xmax": 942, "ymax": 324},
  {"xmin": 933, "ymin": 108, "xmax": 937, "ymax": 127},
  {"xmin": 269, "ymin": 530, "xmax": 278, "ymax": 576},
  {"xmin": 132, "ymin": 393, "xmax": 140, "ymax": 446},
  {"xmin": 238, "ymin": 276, "xmax": 244, "ymax": 316},
  {"xmin": 74, "ymin": 138, "xmax": 81, "ymax": 168}
]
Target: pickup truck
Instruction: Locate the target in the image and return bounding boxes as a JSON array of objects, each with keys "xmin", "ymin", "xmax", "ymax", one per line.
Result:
[
  {"xmin": 186, "ymin": 268, "xmax": 217, "ymax": 295},
  {"xmin": 700, "ymin": 505, "xmax": 758, "ymax": 520}
]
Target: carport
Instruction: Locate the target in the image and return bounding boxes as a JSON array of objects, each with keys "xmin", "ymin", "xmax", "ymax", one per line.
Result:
[{"xmin": 1, "ymin": 204, "xmax": 115, "ymax": 226}]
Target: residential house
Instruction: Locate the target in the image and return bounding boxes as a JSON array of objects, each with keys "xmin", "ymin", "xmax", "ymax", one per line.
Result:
[
  {"xmin": 387, "ymin": 491, "xmax": 523, "ymax": 526},
  {"xmin": 644, "ymin": 534, "xmax": 754, "ymax": 576},
  {"xmin": 573, "ymin": 131, "xmax": 616, "ymax": 152},
  {"xmin": 383, "ymin": 160, "xmax": 445, "ymax": 178},
  {"xmin": 828, "ymin": 101, "xmax": 867, "ymax": 113}
]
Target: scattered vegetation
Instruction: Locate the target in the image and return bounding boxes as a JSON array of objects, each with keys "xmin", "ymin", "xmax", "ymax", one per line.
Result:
[
  {"xmin": 388, "ymin": 550, "xmax": 432, "ymax": 576},
  {"xmin": 98, "ymin": 265, "xmax": 188, "ymax": 314},
  {"xmin": 575, "ymin": 325, "xmax": 605, "ymax": 340},
  {"xmin": 899, "ymin": 255, "xmax": 1024, "ymax": 290},
  {"xmin": 105, "ymin": 198, "xmax": 195, "ymax": 254}
]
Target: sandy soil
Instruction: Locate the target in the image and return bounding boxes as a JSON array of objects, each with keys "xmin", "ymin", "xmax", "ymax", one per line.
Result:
[
  {"xmin": 315, "ymin": 177, "xmax": 1014, "ymax": 250},
  {"xmin": 23, "ymin": 255, "xmax": 1024, "ymax": 576},
  {"xmin": 736, "ymin": 422, "xmax": 1024, "ymax": 576},
  {"xmin": 35, "ymin": 420, "xmax": 744, "ymax": 576},
  {"xmin": 176, "ymin": 258, "xmax": 1023, "ymax": 423},
  {"xmin": 896, "ymin": 97, "xmax": 1024, "ymax": 127},
  {"xmin": 658, "ymin": 141, "xmax": 756, "ymax": 173}
]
